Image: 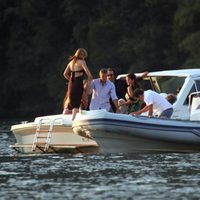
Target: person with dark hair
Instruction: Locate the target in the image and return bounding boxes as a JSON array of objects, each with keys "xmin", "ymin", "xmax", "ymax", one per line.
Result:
[
  {"xmin": 107, "ymin": 68, "xmax": 128, "ymax": 99},
  {"xmin": 123, "ymin": 73, "xmax": 142, "ymax": 113},
  {"xmin": 130, "ymin": 88, "xmax": 173, "ymax": 118},
  {"xmin": 107, "ymin": 68, "xmax": 148, "ymax": 112},
  {"xmin": 63, "ymin": 48, "xmax": 93, "ymax": 120},
  {"xmin": 89, "ymin": 69, "xmax": 119, "ymax": 112},
  {"xmin": 176, "ymin": 87, "xmax": 181, "ymax": 94},
  {"xmin": 166, "ymin": 93, "xmax": 177, "ymax": 105},
  {"xmin": 118, "ymin": 72, "xmax": 148, "ymax": 113}
]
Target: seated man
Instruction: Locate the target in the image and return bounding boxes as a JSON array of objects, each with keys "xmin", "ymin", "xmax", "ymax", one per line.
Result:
[
  {"xmin": 89, "ymin": 69, "xmax": 119, "ymax": 112},
  {"xmin": 130, "ymin": 88, "xmax": 173, "ymax": 118}
]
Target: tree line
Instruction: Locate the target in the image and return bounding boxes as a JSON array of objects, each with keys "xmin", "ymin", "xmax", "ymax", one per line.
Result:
[{"xmin": 1, "ymin": 0, "xmax": 200, "ymax": 117}]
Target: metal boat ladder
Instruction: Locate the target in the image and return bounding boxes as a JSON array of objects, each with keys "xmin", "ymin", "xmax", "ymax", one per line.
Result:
[{"xmin": 32, "ymin": 117, "xmax": 63, "ymax": 152}]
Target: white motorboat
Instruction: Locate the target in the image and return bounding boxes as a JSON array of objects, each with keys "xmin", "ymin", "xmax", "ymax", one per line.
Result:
[
  {"xmin": 10, "ymin": 114, "xmax": 99, "ymax": 154},
  {"xmin": 73, "ymin": 109, "xmax": 200, "ymax": 153},
  {"xmin": 11, "ymin": 68, "xmax": 200, "ymax": 153},
  {"xmin": 73, "ymin": 69, "xmax": 200, "ymax": 153}
]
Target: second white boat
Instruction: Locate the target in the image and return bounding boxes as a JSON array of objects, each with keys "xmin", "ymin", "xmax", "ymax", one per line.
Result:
[{"xmin": 10, "ymin": 114, "xmax": 99, "ymax": 154}]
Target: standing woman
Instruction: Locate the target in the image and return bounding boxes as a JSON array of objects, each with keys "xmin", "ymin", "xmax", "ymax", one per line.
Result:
[
  {"xmin": 124, "ymin": 73, "xmax": 141, "ymax": 113},
  {"xmin": 63, "ymin": 48, "xmax": 93, "ymax": 120}
]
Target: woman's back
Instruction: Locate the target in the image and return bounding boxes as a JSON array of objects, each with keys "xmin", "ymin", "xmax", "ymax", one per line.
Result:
[{"xmin": 69, "ymin": 59, "xmax": 85, "ymax": 77}]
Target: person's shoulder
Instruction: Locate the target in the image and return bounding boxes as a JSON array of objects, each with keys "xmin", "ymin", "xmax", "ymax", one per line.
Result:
[
  {"xmin": 145, "ymin": 89, "xmax": 151, "ymax": 93},
  {"xmin": 116, "ymin": 78, "xmax": 126, "ymax": 83},
  {"xmin": 77, "ymin": 59, "xmax": 86, "ymax": 63},
  {"xmin": 116, "ymin": 79, "xmax": 127, "ymax": 86},
  {"xmin": 67, "ymin": 60, "xmax": 73, "ymax": 67},
  {"xmin": 107, "ymin": 80, "xmax": 115, "ymax": 86},
  {"xmin": 92, "ymin": 78, "xmax": 100, "ymax": 83},
  {"xmin": 77, "ymin": 59, "xmax": 86, "ymax": 66},
  {"xmin": 145, "ymin": 89, "xmax": 153, "ymax": 96}
]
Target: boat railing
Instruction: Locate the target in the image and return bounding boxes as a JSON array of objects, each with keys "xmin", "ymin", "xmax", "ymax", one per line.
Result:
[
  {"xmin": 188, "ymin": 91, "xmax": 200, "ymax": 111},
  {"xmin": 188, "ymin": 92, "xmax": 200, "ymax": 121}
]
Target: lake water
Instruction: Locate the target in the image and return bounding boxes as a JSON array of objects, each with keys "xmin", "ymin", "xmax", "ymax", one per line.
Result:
[{"xmin": 1, "ymin": 119, "xmax": 200, "ymax": 199}]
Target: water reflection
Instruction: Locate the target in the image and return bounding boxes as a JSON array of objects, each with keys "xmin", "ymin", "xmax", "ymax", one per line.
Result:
[
  {"xmin": 0, "ymin": 153, "xmax": 200, "ymax": 199},
  {"xmin": 0, "ymin": 121, "xmax": 200, "ymax": 199}
]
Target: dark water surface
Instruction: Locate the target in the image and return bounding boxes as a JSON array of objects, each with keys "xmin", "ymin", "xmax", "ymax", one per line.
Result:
[{"xmin": 1, "ymin": 120, "xmax": 200, "ymax": 200}]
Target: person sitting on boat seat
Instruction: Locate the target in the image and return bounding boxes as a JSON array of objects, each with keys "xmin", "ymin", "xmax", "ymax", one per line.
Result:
[
  {"xmin": 130, "ymin": 88, "xmax": 173, "ymax": 118},
  {"xmin": 166, "ymin": 93, "xmax": 177, "ymax": 105},
  {"xmin": 118, "ymin": 98, "xmax": 128, "ymax": 114}
]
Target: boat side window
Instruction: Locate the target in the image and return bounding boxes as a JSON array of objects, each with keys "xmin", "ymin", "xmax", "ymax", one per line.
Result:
[
  {"xmin": 155, "ymin": 76, "xmax": 185, "ymax": 94},
  {"xmin": 183, "ymin": 80, "xmax": 200, "ymax": 105}
]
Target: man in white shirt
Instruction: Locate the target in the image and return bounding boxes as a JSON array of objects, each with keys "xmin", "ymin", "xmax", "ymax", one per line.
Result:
[
  {"xmin": 130, "ymin": 88, "xmax": 173, "ymax": 118},
  {"xmin": 89, "ymin": 69, "xmax": 119, "ymax": 112}
]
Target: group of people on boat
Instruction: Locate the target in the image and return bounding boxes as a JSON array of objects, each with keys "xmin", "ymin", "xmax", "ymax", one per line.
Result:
[{"xmin": 63, "ymin": 48, "xmax": 177, "ymax": 120}]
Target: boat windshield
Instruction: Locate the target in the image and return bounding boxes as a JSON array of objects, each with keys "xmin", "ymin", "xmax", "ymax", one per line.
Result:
[
  {"xmin": 183, "ymin": 80, "xmax": 200, "ymax": 105},
  {"xmin": 153, "ymin": 76, "xmax": 185, "ymax": 94},
  {"xmin": 118, "ymin": 75, "xmax": 186, "ymax": 94}
]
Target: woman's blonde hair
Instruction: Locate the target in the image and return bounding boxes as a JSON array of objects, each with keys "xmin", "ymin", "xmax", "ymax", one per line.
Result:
[
  {"xmin": 69, "ymin": 48, "xmax": 87, "ymax": 61},
  {"xmin": 68, "ymin": 48, "xmax": 87, "ymax": 68}
]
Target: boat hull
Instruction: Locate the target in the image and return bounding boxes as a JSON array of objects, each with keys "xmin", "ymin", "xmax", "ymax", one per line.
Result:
[
  {"xmin": 11, "ymin": 115, "xmax": 99, "ymax": 154},
  {"xmin": 73, "ymin": 110, "xmax": 200, "ymax": 153}
]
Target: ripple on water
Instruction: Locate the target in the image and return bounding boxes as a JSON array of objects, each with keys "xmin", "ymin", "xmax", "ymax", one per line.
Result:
[{"xmin": 1, "ymin": 120, "xmax": 200, "ymax": 199}]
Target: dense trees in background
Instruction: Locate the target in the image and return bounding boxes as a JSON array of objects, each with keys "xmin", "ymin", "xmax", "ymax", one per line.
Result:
[{"xmin": 1, "ymin": 0, "xmax": 200, "ymax": 117}]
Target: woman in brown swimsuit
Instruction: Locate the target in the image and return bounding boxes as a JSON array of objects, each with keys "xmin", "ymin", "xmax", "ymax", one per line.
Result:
[{"xmin": 63, "ymin": 48, "xmax": 93, "ymax": 120}]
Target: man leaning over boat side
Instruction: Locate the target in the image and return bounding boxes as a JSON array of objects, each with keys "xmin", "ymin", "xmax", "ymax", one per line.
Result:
[
  {"xmin": 89, "ymin": 68, "xmax": 120, "ymax": 113},
  {"xmin": 130, "ymin": 88, "xmax": 173, "ymax": 118}
]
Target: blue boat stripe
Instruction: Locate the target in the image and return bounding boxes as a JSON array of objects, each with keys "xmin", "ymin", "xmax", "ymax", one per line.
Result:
[{"xmin": 73, "ymin": 118, "xmax": 200, "ymax": 137}]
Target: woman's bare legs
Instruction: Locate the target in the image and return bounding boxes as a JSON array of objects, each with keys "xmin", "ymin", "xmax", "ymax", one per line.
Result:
[{"xmin": 72, "ymin": 108, "xmax": 79, "ymax": 120}]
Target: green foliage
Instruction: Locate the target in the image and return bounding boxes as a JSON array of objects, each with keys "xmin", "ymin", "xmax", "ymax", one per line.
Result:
[
  {"xmin": 0, "ymin": 0, "xmax": 200, "ymax": 117},
  {"xmin": 174, "ymin": 0, "xmax": 200, "ymax": 67}
]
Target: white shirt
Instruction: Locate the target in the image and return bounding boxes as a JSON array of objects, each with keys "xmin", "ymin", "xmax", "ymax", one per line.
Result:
[
  {"xmin": 89, "ymin": 79, "xmax": 118, "ymax": 111},
  {"xmin": 144, "ymin": 90, "xmax": 172, "ymax": 116}
]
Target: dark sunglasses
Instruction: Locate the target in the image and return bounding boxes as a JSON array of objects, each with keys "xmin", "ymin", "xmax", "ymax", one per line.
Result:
[{"xmin": 107, "ymin": 74, "xmax": 114, "ymax": 77}]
